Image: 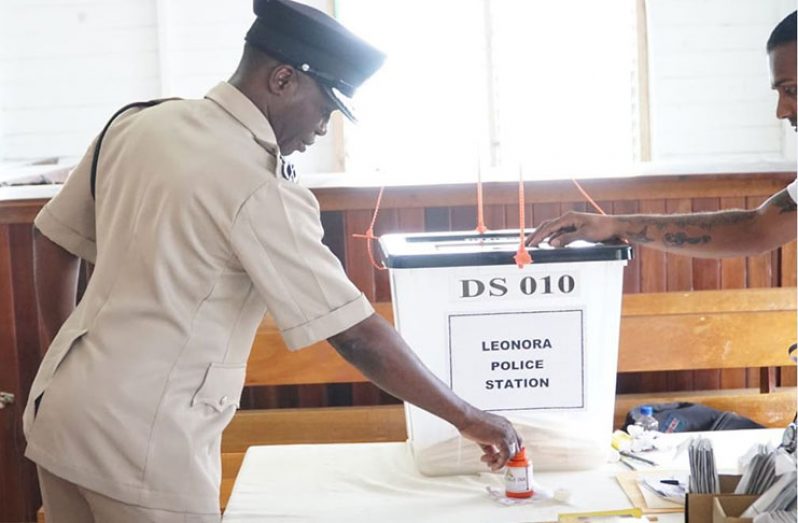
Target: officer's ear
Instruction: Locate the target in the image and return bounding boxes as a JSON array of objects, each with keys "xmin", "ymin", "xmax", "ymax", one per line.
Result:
[{"xmin": 268, "ymin": 65, "xmax": 299, "ymax": 97}]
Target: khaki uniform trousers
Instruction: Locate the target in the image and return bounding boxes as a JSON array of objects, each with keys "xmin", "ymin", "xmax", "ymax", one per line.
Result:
[{"xmin": 38, "ymin": 467, "xmax": 221, "ymax": 523}]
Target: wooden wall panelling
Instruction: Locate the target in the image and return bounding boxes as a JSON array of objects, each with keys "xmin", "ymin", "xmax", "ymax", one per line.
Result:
[
  {"xmin": 690, "ymin": 198, "xmax": 721, "ymax": 291},
  {"xmin": 372, "ymin": 208, "xmax": 397, "ymax": 303},
  {"xmin": 449, "ymin": 205, "xmax": 478, "ymax": 232},
  {"xmin": 664, "ymin": 199, "xmax": 694, "ymax": 292},
  {"xmin": 1, "ymin": 224, "xmax": 43, "ymax": 522},
  {"xmin": 780, "ymin": 237, "xmax": 796, "ymax": 397},
  {"xmin": 504, "ymin": 202, "xmax": 534, "ymax": 229},
  {"xmin": 239, "ymin": 385, "xmax": 280, "ymax": 410},
  {"xmin": 312, "ymin": 173, "xmax": 793, "ymax": 212},
  {"xmin": 745, "ymin": 196, "xmax": 773, "ymax": 289},
  {"xmin": 612, "ymin": 200, "xmax": 641, "ymax": 295},
  {"xmin": 397, "ymin": 207, "xmax": 426, "ymax": 232},
  {"xmin": 771, "ymin": 250, "xmax": 780, "ymax": 288},
  {"xmin": 12, "ymin": 224, "xmax": 44, "ymax": 522},
  {"xmin": 687, "ymin": 198, "xmax": 724, "ymax": 415},
  {"xmin": 744, "ymin": 196, "xmax": 772, "ymax": 390},
  {"xmin": 0, "ymin": 225, "xmax": 21, "ymax": 522},
  {"xmin": 781, "ymin": 366, "xmax": 797, "ymax": 388},
  {"xmin": 782, "ymin": 240, "xmax": 797, "ymax": 287},
  {"xmin": 484, "ymin": 204, "xmax": 507, "ymax": 231},
  {"xmin": 344, "ymin": 210, "xmax": 382, "ymax": 405},
  {"xmin": 663, "ymin": 199, "xmax": 696, "ymax": 395},
  {"xmin": 719, "ymin": 197, "xmax": 748, "ymax": 290},
  {"xmin": 424, "ymin": 207, "xmax": 450, "ymax": 231},
  {"xmin": 296, "ymin": 382, "xmax": 326, "ymax": 409},
  {"xmin": 531, "ymin": 202, "xmax": 560, "ymax": 228},
  {"xmin": 8, "ymin": 225, "xmax": 41, "ymax": 391},
  {"xmin": 344, "ymin": 210, "xmax": 377, "ymax": 299},
  {"xmin": 716, "ymin": 197, "xmax": 749, "ymax": 389},
  {"xmin": 780, "ymin": 238, "xmax": 797, "ymax": 387},
  {"xmin": 637, "ymin": 200, "xmax": 668, "ymax": 294},
  {"xmin": 612, "ymin": 200, "xmax": 642, "ymax": 395},
  {"xmin": 504, "ymin": 204, "xmax": 518, "ymax": 229},
  {"xmin": 636, "ymin": 200, "xmax": 669, "ymax": 393}
]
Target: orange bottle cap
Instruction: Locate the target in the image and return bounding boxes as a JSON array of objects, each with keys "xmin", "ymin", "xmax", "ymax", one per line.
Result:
[{"xmin": 508, "ymin": 447, "xmax": 529, "ymax": 466}]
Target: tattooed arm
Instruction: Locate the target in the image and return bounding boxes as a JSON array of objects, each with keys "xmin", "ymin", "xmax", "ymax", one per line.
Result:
[{"xmin": 526, "ymin": 187, "xmax": 796, "ymax": 258}]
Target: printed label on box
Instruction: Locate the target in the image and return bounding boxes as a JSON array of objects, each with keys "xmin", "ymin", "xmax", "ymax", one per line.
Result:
[
  {"xmin": 448, "ymin": 309, "xmax": 585, "ymax": 411},
  {"xmin": 448, "ymin": 268, "xmax": 581, "ymax": 302}
]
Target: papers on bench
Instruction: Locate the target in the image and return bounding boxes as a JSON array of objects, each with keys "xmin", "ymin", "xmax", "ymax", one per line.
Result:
[
  {"xmin": 640, "ymin": 477, "xmax": 687, "ymax": 505},
  {"xmin": 735, "ymin": 437, "xmax": 798, "ymax": 518},
  {"xmin": 688, "ymin": 437, "xmax": 720, "ymax": 494},
  {"xmin": 735, "ymin": 444, "xmax": 780, "ymax": 495},
  {"xmin": 741, "ymin": 470, "xmax": 797, "ymax": 518}
]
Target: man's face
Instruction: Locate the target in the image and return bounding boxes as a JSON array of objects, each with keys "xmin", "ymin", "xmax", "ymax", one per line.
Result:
[
  {"xmin": 272, "ymin": 72, "xmax": 335, "ymax": 155},
  {"xmin": 769, "ymin": 41, "xmax": 797, "ymax": 131}
]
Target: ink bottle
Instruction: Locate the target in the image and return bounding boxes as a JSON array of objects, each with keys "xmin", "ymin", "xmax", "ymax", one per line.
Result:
[{"xmin": 504, "ymin": 447, "xmax": 533, "ymax": 499}]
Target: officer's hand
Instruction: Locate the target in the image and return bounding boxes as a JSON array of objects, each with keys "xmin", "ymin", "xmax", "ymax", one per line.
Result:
[
  {"xmin": 526, "ymin": 211, "xmax": 617, "ymax": 248},
  {"xmin": 458, "ymin": 407, "xmax": 522, "ymax": 471}
]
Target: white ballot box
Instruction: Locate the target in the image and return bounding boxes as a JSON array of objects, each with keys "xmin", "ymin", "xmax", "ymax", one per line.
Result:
[{"xmin": 379, "ymin": 231, "xmax": 632, "ymax": 476}]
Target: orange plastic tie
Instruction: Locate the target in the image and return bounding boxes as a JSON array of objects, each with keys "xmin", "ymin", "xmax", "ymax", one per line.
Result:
[
  {"xmin": 352, "ymin": 186, "xmax": 387, "ymax": 271},
  {"xmin": 475, "ymin": 164, "xmax": 488, "ymax": 234},
  {"xmin": 571, "ymin": 179, "xmax": 607, "ymax": 215},
  {"xmin": 514, "ymin": 169, "xmax": 532, "ymax": 268}
]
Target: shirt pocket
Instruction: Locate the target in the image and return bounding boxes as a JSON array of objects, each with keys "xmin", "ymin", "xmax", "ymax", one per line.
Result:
[
  {"xmin": 191, "ymin": 362, "xmax": 246, "ymax": 413},
  {"xmin": 24, "ymin": 328, "xmax": 89, "ymax": 437}
]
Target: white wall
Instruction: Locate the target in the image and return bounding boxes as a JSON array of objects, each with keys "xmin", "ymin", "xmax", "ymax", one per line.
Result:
[
  {"xmin": 647, "ymin": 0, "xmax": 796, "ymax": 164},
  {"xmin": 1, "ymin": 0, "xmax": 160, "ymax": 161},
  {"xmin": 0, "ymin": 0, "xmax": 336, "ymax": 172}
]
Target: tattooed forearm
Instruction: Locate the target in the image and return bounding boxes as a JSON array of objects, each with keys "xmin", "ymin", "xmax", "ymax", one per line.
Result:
[
  {"xmin": 617, "ymin": 211, "xmax": 754, "ymax": 231},
  {"xmin": 627, "ymin": 226, "xmax": 654, "ymax": 243},
  {"xmin": 663, "ymin": 232, "xmax": 711, "ymax": 247}
]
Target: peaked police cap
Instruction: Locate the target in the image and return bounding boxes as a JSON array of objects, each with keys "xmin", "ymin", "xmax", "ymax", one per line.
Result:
[{"xmin": 245, "ymin": 0, "xmax": 385, "ymax": 121}]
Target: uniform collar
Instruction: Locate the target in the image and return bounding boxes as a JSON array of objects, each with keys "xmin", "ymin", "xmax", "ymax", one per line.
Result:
[{"xmin": 205, "ymin": 82, "xmax": 280, "ymax": 155}]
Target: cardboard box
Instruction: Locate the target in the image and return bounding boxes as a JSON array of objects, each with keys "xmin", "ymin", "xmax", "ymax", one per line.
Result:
[
  {"xmin": 712, "ymin": 496, "xmax": 757, "ymax": 523},
  {"xmin": 685, "ymin": 475, "xmax": 758, "ymax": 523}
]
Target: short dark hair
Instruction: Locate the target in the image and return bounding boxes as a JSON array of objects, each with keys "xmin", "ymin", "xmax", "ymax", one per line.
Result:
[{"xmin": 767, "ymin": 11, "xmax": 796, "ymax": 52}]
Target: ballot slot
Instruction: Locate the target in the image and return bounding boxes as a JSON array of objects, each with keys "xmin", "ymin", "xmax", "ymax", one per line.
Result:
[{"xmin": 380, "ymin": 230, "xmax": 632, "ymax": 476}]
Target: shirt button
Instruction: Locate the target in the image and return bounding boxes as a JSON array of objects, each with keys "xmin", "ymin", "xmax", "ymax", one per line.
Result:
[{"xmin": 219, "ymin": 395, "xmax": 228, "ymax": 406}]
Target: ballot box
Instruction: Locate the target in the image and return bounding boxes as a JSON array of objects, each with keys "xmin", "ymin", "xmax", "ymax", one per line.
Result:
[{"xmin": 379, "ymin": 230, "xmax": 632, "ymax": 476}]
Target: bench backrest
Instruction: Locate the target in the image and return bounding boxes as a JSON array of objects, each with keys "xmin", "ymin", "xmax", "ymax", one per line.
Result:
[{"xmin": 246, "ymin": 287, "xmax": 797, "ymax": 384}]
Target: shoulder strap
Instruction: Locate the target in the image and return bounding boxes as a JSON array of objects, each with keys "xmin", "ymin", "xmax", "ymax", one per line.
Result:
[{"xmin": 90, "ymin": 98, "xmax": 180, "ymax": 200}]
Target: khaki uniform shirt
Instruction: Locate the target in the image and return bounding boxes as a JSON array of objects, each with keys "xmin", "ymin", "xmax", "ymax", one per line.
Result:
[{"xmin": 23, "ymin": 82, "xmax": 373, "ymax": 514}]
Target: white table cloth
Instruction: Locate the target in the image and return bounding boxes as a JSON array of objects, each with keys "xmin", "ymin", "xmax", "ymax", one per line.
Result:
[{"xmin": 222, "ymin": 429, "xmax": 782, "ymax": 523}]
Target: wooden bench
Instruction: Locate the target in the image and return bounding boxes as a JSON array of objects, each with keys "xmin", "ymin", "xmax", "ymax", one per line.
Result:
[{"xmin": 219, "ymin": 287, "xmax": 797, "ymax": 508}]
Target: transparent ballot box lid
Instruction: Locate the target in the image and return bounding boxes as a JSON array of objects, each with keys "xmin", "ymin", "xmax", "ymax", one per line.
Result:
[{"xmin": 379, "ymin": 230, "xmax": 632, "ymax": 269}]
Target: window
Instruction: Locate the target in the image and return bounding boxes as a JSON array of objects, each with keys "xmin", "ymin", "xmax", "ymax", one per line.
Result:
[
  {"xmin": 1, "ymin": 0, "xmax": 794, "ymax": 179},
  {"xmin": 338, "ymin": 0, "xmax": 638, "ymax": 181},
  {"xmin": 338, "ymin": 0, "xmax": 794, "ymax": 181}
]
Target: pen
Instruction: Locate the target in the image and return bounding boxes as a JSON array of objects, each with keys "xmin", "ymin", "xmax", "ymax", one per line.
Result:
[
  {"xmin": 660, "ymin": 479, "xmax": 681, "ymax": 485},
  {"xmin": 619, "ymin": 451, "xmax": 658, "ymax": 466}
]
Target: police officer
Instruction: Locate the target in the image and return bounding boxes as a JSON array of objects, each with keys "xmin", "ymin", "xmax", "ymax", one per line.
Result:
[
  {"xmin": 528, "ymin": 11, "xmax": 797, "ymax": 256},
  {"xmin": 25, "ymin": 1, "xmax": 521, "ymax": 521}
]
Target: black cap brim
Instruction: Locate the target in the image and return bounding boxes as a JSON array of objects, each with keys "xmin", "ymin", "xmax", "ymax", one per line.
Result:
[{"xmin": 320, "ymin": 84, "xmax": 356, "ymax": 123}]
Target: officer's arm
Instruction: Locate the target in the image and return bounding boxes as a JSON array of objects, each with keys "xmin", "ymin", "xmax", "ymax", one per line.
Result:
[
  {"xmin": 328, "ymin": 313, "xmax": 521, "ymax": 471},
  {"xmin": 527, "ymin": 188, "xmax": 796, "ymax": 258},
  {"xmin": 33, "ymin": 226, "xmax": 81, "ymax": 346}
]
